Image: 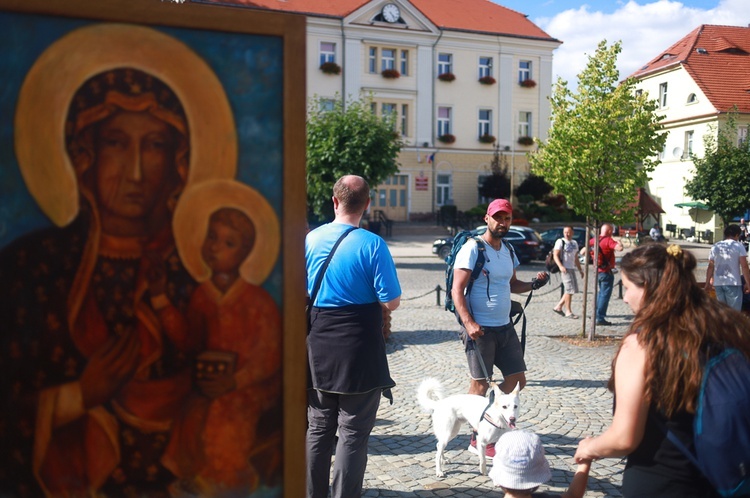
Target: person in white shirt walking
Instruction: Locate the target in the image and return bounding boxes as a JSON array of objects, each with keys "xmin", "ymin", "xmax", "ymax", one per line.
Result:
[
  {"xmin": 552, "ymin": 226, "xmax": 584, "ymax": 319},
  {"xmin": 705, "ymin": 224, "xmax": 750, "ymax": 311}
]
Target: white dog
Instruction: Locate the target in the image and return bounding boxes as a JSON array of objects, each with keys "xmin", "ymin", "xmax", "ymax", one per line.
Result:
[{"xmin": 417, "ymin": 377, "xmax": 520, "ymax": 477}]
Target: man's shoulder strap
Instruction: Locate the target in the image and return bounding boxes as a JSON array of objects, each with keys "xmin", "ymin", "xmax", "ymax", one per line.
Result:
[
  {"xmin": 502, "ymin": 238, "xmax": 516, "ymax": 260},
  {"xmin": 470, "ymin": 236, "xmax": 486, "ymax": 280}
]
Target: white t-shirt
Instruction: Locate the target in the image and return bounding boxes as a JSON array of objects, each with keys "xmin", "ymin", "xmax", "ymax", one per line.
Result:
[
  {"xmin": 454, "ymin": 237, "xmax": 519, "ymax": 327},
  {"xmin": 553, "ymin": 238, "xmax": 579, "ymax": 269},
  {"xmin": 709, "ymin": 239, "xmax": 748, "ymax": 286}
]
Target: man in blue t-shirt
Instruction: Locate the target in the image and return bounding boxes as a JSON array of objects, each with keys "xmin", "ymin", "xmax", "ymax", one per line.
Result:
[
  {"xmin": 305, "ymin": 175, "xmax": 401, "ymax": 498},
  {"xmin": 452, "ymin": 198, "xmax": 548, "ymax": 457}
]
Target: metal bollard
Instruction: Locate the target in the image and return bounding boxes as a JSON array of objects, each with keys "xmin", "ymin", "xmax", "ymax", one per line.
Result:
[
  {"xmin": 436, "ymin": 285, "xmax": 442, "ymax": 306},
  {"xmin": 617, "ymin": 279, "xmax": 623, "ymax": 299}
]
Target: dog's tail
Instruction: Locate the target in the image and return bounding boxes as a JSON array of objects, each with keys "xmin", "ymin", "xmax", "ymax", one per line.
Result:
[{"xmin": 416, "ymin": 378, "xmax": 444, "ymax": 413}]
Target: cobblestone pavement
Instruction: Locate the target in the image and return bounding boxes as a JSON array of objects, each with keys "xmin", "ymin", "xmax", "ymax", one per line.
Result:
[{"xmin": 355, "ymin": 230, "xmax": 711, "ymax": 497}]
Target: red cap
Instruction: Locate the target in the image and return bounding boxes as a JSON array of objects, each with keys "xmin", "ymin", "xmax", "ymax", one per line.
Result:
[{"xmin": 487, "ymin": 199, "xmax": 513, "ymax": 217}]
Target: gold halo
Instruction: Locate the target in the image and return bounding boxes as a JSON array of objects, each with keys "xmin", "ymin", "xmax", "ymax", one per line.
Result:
[
  {"xmin": 173, "ymin": 179, "xmax": 280, "ymax": 285},
  {"xmin": 14, "ymin": 23, "xmax": 237, "ymax": 227}
]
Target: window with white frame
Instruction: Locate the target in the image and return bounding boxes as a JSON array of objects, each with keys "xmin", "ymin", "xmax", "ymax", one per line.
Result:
[
  {"xmin": 319, "ymin": 42, "xmax": 336, "ymax": 65},
  {"xmin": 437, "ymin": 107, "xmax": 452, "ymax": 137},
  {"xmin": 370, "ymin": 48, "xmax": 379, "ymax": 73},
  {"xmin": 738, "ymin": 126, "xmax": 748, "ymax": 146},
  {"xmin": 478, "ymin": 109, "xmax": 492, "ymax": 137},
  {"xmin": 479, "ymin": 57, "xmax": 493, "ymax": 78},
  {"xmin": 436, "ymin": 174, "xmax": 451, "ymax": 206},
  {"xmin": 518, "ymin": 60, "xmax": 531, "ymax": 83},
  {"xmin": 518, "ymin": 111, "xmax": 531, "ymax": 137},
  {"xmin": 370, "ymin": 99, "xmax": 411, "ymax": 137},
  {"xmin": 319, "ymin": 98, "xmax": 336, "ymax": 112},
  {"xmin": 400, "ymin": 50, "xmax": 409, "ymax": 76},
  {"xmin": 684, "ymin": 130, "xmax": 694, "ymax": 157},
  {"xmin": 659, "ymin": 82, "xmax": 668, "ymax": 108},
  {"xmin": 382, "ymin": 103, "xmax": 397, "ymax": 132},
  {"xmin": 381, "ymin": 48, "xmax": 396, "ymax": 71},
  {"xmin": 687, "ymin": 93, "xmax": 698, "ymax": 104},
  {"xmin": 438, "ymin": 53, "xmax": 453, "ymax": 75}
]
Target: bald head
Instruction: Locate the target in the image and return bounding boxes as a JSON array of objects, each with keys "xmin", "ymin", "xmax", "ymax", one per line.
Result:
[
  {"xmin": 600, "ymin": 223, "xmax": 613, "ymax": 237},
  {"xmin": 333, "ymin": 175, "xmax": 370, "ymax": 214}
]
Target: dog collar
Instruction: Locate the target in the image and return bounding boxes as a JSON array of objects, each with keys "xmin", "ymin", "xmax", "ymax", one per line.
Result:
[{"xmin": 482, "ymin": 412, "xmax": 503, "ymax": 428}]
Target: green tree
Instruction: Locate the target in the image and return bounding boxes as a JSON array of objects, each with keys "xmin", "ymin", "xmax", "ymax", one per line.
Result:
[
  {"xmin": 306, "ymin": 94, "xmax": 403, "ymax": 221},
  {"xmin": 685, "ymin": 110, "xmax": 750, "ymax": 223},
  {"xmin": 529, "ymin": 40, "xmax": 666, "ymax": 338}
]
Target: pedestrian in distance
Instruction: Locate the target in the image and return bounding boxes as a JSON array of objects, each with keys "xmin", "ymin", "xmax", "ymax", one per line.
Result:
[
  {"xmin": 589, "ymin": 223, "xmax": 623, "ymax": 326},
  {"xmin": 649, "ymin": 223, "xmax": 666, "ymax": 243},
  {"xmin": 574, "ymin": 243, "xmax": 750, "ymax": 497},
  {"xmin": 552, "ymin": 226, "xmax": 584, "ymax": 319},
  {"xmin": 305, "ymin": 175, "xmax": 402, "ymax": 498},
  {"xmin": 491, "ymin": 430, "xmax": 591, "ymax": 498},
  {"xmin": 452, "ymin": 198, "xmax": 549, "ymax": 457},
  {"xmin": 704, "ymin": 224, "xmax": 750, "ymax": 311}
]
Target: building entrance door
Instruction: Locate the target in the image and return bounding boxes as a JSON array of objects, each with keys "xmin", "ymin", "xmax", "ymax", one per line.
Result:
[{"xmin": 374, "ymin": 175, "xmax": 408, "ymax": 221}]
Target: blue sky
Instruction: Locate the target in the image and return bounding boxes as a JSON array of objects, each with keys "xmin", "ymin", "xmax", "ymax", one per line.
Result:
[{"xmin": 492, "ymin": 0, "xmax": 749, "ymax": 85}]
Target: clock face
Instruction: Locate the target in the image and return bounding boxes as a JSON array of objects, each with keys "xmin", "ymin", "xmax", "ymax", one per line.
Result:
[{"xmin": 382, "ymin": 3, "xmax": 400, "ymax": 23}]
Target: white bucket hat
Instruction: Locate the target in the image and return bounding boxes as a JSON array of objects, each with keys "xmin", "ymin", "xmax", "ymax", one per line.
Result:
[{"xmin": 490, "ymin": 430, "xmax": 552, "ymax": 490}]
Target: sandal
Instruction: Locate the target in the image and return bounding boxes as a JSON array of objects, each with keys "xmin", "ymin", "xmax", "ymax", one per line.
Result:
[
  {"xmin": 565, "ymin": 314, "xmax": 579, "ymax": 319},
  {"xmin": 553, "ymin": 308, "xmax": 564, "ymax": 316}
]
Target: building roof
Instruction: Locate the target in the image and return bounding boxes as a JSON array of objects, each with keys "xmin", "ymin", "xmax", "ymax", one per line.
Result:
[
  {"xmin": 204, "ymin": 0, "xmax": 559, "ymax": 42},
  {"xmin": 629, "ymin": 25, "xmax": 750, "ymax": 113}
]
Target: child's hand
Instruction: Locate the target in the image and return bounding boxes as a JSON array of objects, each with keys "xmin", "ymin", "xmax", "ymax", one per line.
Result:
[{"xmin": 198, "ymin": 373, "xmax": 236, "ymax": 399}]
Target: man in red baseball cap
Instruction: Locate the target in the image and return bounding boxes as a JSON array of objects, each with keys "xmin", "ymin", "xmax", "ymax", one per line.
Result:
[{"xmin": 451, "ymin": 198, "xmax": 549, "ymax": 457}]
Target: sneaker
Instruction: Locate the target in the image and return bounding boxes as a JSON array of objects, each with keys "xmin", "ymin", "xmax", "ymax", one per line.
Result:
[
  {"xmin": 596, "ymin": 319, "xmax": 612, "ymax": 326},
  {"xmin": 467, "ymin": 434, "xmax": 496, "ymax": 457}
]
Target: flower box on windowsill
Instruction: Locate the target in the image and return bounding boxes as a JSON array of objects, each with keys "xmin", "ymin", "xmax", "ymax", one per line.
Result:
[
  {"xmin": 381, "ymin": 69, "xmax": 401, "ymax": 79},
  {"xmin": 478, "ymin": 76, "xmax": 496, "ymax": 85},
  {"xmin": 319, "ymin": 62, "xmax": 341, "ymax": 75},
  {"xmin": 479, "ymin": 134, "xmax": 496, "ymax": 144},
  {"xmin": 437, "ymin": 134, "xmax": 456, "ymax": 144},
  {"xmin": 517, "ymin": 136, "xmax": 534, "ymax": 146},
  {"xmin": 519, "ymin": 79, "xmax": 537, "ymax": 88},
  {"xmin": 437, "ymin": 72, "xmax": 456, "ymax": 82}
]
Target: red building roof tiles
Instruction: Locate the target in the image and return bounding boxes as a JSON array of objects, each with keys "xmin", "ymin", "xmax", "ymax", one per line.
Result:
[{"xmin": 629, "ymin": 25, "xmax": 750, "ymax": 114}]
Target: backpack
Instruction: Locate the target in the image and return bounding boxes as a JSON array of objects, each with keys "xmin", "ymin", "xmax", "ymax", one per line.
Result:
[
  {"xmin": 659, "ymin": 348, "xmax": 750, "ymax": 497},
  {"xmin": 545, "ymin": 239, "xmax": 566, "ymax": 274},
  {"xmin": 444, "ymin": 231, "xmax": 487, "ymax": 319}
]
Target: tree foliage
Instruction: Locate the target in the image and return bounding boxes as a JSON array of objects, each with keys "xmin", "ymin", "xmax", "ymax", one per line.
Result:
[
  {"xmin": 684, "ymin": 110, "xmax": 750, "ymax": 223},
  {"xmin": 529, "ymin": 40, "xmax": 666, "ymax": 338},
  {"xmin": 530, "ymin": 40, "xmax": 666, "ymax": 226},
  {"xmin": 515, "ymin": 173, "xmax": 553, "ymax": 200},
  {"xmin": 478, "ymin": 144, "xmax": 511, "ymax": 200},
  {"xmin": 306, "ymin": 94, "xmax": 403, "ymax": 221}
]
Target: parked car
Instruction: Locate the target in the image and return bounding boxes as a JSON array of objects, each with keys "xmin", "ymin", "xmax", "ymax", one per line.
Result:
[
  {"xmin": 538, "ymin": 226, "xmax": 589, "ymax": 257},
  {"xmin": 432, "ymin": 225, "xmax": 544, "ymax": 264}
]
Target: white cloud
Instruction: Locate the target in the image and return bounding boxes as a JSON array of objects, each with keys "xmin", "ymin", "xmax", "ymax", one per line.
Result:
[{"xmin": 539, "ymin": 0, "xmax": 749, "ymax": 86}]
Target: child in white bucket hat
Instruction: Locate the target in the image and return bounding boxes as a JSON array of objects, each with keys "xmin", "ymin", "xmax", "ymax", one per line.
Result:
[{"xmin": 490, "ymin": 430, "xmax": 591, "ymax": 498}]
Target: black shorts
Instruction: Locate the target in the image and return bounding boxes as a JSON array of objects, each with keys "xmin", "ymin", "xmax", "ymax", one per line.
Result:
[{"xmin": 460, "ymin": 322, "xmax": 526, "ymax": 381}]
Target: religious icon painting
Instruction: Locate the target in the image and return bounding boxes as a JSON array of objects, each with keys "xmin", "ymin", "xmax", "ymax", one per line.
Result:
[{"xmin": 0, "ymin": 1, "xmax": 307, "ymax": 496}]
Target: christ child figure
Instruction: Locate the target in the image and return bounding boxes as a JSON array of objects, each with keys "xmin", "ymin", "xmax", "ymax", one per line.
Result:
[{"xmin": 164, "ymin": 207, "xmax": 281, "ymax": 493}]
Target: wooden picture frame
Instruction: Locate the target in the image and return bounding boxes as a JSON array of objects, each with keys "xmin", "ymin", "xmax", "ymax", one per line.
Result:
[{"xmin": 0, "ymin": 1, "xmax": 306, "ymax": 496}]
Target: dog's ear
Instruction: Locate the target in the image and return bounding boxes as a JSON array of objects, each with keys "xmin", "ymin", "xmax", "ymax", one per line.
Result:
[{"xmin": 512, "ymin": 382, "xmax": 520, "ymax": 395}]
